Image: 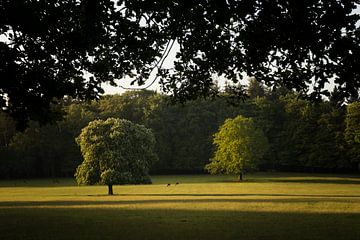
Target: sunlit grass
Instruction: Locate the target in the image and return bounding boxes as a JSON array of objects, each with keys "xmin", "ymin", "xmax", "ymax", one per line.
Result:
[{"xmin": 0, "ymin": 173, "xmax": 359, "ymax": 239}]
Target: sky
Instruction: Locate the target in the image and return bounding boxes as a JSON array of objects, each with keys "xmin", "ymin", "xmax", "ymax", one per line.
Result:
[{"xmin": 101, "ymin": 42, "xmax": 180, "ymax": 95}]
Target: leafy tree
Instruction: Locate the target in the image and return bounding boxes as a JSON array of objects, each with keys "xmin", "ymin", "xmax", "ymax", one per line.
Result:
[
  {"xmin": 247, "ymin": 77, "xmax": 266, "ymax": 99},
  {"xmin": 2, "ymin": 100, "xmax": 98, "ymax": 179},
  {"xmin": 8, "ymin": 122, "xmax": 73, "ymax": 178},
  {"xmin": 158, "ymin": 1, "xmax": 360, "ymax": 103},
  {"xmin": 270, "ymin": 94, "xmax": 351, "ymax": 172},
  {"xmin": 206, "ymin": 115, "xmax": 269, "ymax": 180},
  {"xmin": 0, "ymin": 1, "xmax": 164, "ymax": 128},
  {"xmin": 248, "ymin": 96, "xmax": 285, "ymax": 170},
  {"xmin": 311, "ymin": 105, "xmax": 349, "ymax": 170},
  {"xmin": 3, "ymin": 89, "xmax": 360, "ymax": 179},
  {"xmin": 1, "ymin": 1, "xmax": 360, "ymax": 127},
  {"xmin": 0, "ymin": 112, "xmax": 16, "ymax": 147},
  {"xmin": 75, "ymin": 118, "xmax": 157, "ymax": 195},
  {"xmin": 345, "ymin": 102, "xmax": 360, "ymax": 170},
  {"xmin": 147, "ymin": 96, "xmax": 239, "ymax": 172},
  {"xmin": 97, "ymin": 90, "xmax": 159, "ymax": 124}
]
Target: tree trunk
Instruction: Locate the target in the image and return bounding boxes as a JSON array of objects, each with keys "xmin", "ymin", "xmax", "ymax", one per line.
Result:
[
  {"xmin": 238, "ymin": 173, "xmax": 243, "ymax": 181},
  {"xmin": 108, "ymin": 184, "xmax": 113, "ymax": 195}
]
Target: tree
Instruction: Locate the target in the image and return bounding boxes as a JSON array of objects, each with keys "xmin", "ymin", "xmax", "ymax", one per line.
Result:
[
  {"xmin": 75, "ymin": 118, "xmax": 157, "ymax": 195},
  {"xmin": 247, "ymin": 77, "xmax": 266, "ymax": 99},
  {"xmin": 345, "ymin": 102, "xmax": 360, "ymax": 170},
  {"xmin": 0, "ymin": 112, "xmax": 16, "ymax": 147},
  {"xmin": 0, "ymin": 1, "xmax": 165, "ymax": 128},
  {"xmin": 206, "ymin": 115, "xmax": 269, "ymax": 180},
  {"xmin": 158, "ymin": 1, "xmax": 360, "ymax": 103},
  {"xmin": 1, "ymin": 1, "xmax": 360, "ymax": 127},
  {"xmin": 97, "ymin": 90, "xmax": 159, "ymax": 124}
]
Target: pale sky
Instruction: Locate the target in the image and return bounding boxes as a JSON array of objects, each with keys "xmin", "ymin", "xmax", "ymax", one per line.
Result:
[{"xmin": 101, "ymin": 41, "xmax": 180, "ymax": 95}]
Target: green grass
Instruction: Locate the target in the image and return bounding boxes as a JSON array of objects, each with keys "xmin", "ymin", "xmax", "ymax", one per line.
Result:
[{"xmin": 0, "ymin": 173, "xmax": 360, "ymax": 240}]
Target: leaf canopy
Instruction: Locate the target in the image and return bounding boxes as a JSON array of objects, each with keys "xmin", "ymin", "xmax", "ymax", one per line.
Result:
[
  {"xmin": 75, "ymin": 118, "xmax": 157, "ymax": 185},
  {"xmin": 206, "ymin": 115, "xmax": 269, "ymax": 176},
  {"xmin": 1, "ymin": 1, "xmax": 360, "ymax": 127}
]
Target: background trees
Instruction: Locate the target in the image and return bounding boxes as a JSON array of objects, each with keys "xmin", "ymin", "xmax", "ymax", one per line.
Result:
[
  {"xmin": 345, "ymin": 102, "xmax": 360, "ymax": 170},
  {"xmin": 75, "ymin": 118, "xmax": 157, "ymax": 195},
  {"xmin": 206, "ymin": 115, "xmax": 269, "ymax": 180},
  {"xmin": 0, "ymin": 88, "xmax": 359, "ymax": 179}
]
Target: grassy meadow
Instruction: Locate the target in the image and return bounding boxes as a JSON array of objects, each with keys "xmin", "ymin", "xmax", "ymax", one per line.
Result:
[{"xmin": 0, "ymin": 173, "xmax": 359, "ymax": 240}]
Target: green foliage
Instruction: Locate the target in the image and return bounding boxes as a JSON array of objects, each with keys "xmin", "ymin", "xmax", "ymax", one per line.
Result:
[
  {"xmin": 345, "ymin": 102, "xmax": 360, "ymax": 169},
  {"xmin": 206, "ymin": 115, "xmax": 269, "ymax": 178},
  {"xmin": 8, "ymin": 122, "xmax": 71, "ymax": 178},
  {"xmin": 75, "ymin": 118, "xmax": 157, "ymax": 187},
  {"xmin": 247, "ymin": 77, "xmax": 266, "ymax": 99},
  {"xmin": 345, "ymin": 102, "xmax": 360, "ymax": 144},
  {"xmin": 2, "ymin": 89, "xmax": 360, "ymax": 179},
  {"xmin": 97, "ymin": 91, "xmax": 160, "ymax": 124},
  {"xmin": 268, "ymin": 95, "xmax": 350, "ymax": 171},
  {"xmin": 100, "ymin": 169, "xmax": 126, "ymax": 186},
  {"xmin": 147, "ymin": 97, "xmax": 237, "ymax": 172},
  {"xmin": 0, "ymin": 112, "xmax": 16, "ymax": 147},
  {"xmin": 2, "ymin": 1, "xmax": 360, "ymax": 127}
]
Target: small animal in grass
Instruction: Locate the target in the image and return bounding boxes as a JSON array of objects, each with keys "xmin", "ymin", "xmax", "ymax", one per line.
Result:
[
  {"xmin": 175, "ymin": 182, "xmax": 179, "ymax": 185},
  {"xmin": 167, "ymin": 183, "xmax": 171, "ymax": 187}
]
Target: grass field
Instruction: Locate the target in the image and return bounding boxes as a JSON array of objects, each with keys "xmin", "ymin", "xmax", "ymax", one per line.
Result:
[{"xmin": 0, "ymin": 173, "xmax": 359, "ymax": 240}]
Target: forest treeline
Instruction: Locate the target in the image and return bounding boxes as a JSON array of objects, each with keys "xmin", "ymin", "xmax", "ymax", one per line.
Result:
[{"xmin": 0, "ymin": 81, "xmax": 360, "ymax": 178}]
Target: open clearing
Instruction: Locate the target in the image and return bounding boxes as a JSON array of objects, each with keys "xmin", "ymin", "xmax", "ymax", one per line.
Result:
[{"xmin": 0, "ymin": 173, "xmax": 359, "ymax": 240}]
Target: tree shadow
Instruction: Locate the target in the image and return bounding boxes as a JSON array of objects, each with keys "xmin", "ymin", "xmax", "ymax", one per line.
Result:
[
  {"xmin": 222, "ymin": 178, "xmax": 360, "ymax": 185},
  {"xmin": 0, "ymin": 207, "xmax": 359, "ymax": 240},
  {"xmin": 1, "ymin": 195, "xmax": 359, "ymax": 207},
  {"xmin": 118, "ymin": 193, "xmax": 360, "ymax": 198}
]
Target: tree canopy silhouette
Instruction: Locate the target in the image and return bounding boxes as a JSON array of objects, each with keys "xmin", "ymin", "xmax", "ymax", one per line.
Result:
[{"xmin": 1, "ymin": 1, "xmax": 360, "ymax": 128}]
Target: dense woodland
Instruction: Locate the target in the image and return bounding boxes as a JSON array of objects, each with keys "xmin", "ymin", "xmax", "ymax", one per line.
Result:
[{"xmin": 0, "ymin": 80, "xmax": 360, "ymax": 179}]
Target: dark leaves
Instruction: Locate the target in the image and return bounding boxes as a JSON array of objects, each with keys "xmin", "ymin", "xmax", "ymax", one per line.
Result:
[{"xmin": 1, "ymin": 0, "xmax": 360, "ymax": 128}]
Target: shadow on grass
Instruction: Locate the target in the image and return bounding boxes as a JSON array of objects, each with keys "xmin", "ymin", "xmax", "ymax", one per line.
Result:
[
  {"xmin": 0, "ymin": 207, "xmax": 359, "ymax": 240},
  {"xmin": 87, "ymin": 193, "xmax": 360, "ymax": 198},
  {"xmin": 247, "ymin": 179, "xmax": 360, "ymax": 184},
  {"xmin": 1, "ymin": 174, "xmax": 359, "ymax": 187},
  {"xmin": 1, "ymin": 195, "xmax": 360, "ymax": 207}
]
